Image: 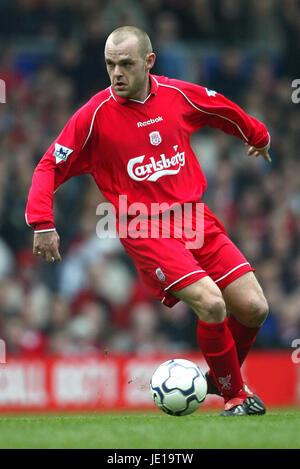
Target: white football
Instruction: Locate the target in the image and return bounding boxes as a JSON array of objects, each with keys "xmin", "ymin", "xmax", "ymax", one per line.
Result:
[{"xmin": 150, "ymin": 359, "xmax": 207, "ymax": 416}]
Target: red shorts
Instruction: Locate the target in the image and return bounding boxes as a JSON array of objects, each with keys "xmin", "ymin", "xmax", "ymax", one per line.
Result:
[{"xmin": 120, "ymin": 203, "xmax": 254, "ymax": 307}]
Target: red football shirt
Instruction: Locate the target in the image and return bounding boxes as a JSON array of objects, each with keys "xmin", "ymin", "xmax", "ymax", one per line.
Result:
[{"xmin": 25, "ymin": 74, "xmax": 270, "ymax": 231}]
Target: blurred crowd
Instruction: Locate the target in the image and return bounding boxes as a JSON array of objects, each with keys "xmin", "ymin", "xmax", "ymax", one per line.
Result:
[{"xmin": 0, "ymin": 0, "xmax": 300, "ymax": 357}]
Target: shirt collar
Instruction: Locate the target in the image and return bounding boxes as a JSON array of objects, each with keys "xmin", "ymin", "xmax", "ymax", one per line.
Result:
[{"xmin": 110, "ymin": 74, "xmax": 158, "ymax": 105}]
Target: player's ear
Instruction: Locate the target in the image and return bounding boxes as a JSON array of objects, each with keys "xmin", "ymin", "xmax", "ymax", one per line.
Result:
[{"xmin": 146, "ymin": 53, "xmax": 156, "ymax": 72}]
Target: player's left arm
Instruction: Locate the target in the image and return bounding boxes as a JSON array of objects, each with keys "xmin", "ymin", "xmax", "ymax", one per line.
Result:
[{"xmin": 176, "ymin": 79, "xmax": 271, "ymax": 163}]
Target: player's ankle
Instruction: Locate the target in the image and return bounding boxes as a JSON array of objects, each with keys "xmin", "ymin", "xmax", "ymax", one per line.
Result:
[{"xmin": 224, "ymin": 388, "xmax": 247, "ymax": 404}]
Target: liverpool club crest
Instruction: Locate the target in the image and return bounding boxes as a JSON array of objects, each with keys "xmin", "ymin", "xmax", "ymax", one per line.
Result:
[{"xmin": 149, "ymin": 131, "xmax": 162, "ymax": 146}]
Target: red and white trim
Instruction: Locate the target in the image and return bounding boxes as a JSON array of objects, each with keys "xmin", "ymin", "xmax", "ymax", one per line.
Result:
[
  {"xmin": 164, "ymin": 270, "xmax": 205, "ymax": 292},
  {"xmin": 254, "ymin": 132, "xmax": 271, "ymax": 150},
  {"xmin": 214, "ymin": 262, "xmax": 250, "ymax": 284},
  {"xmin": 34, "ymin": 228, "xmax": 56, "ymax": 233}
]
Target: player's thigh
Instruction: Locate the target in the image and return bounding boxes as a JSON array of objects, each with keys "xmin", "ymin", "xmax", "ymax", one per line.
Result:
[
  {"xmin": 172, "ymin": 276, "xmax": 226, "ymax": 323},
  {"xmin": 222, "ymin": 271, "xmax": 269, "ymax": 327}
]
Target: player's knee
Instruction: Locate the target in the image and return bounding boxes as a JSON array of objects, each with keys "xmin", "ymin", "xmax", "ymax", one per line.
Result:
[
  {"xmin": 243, "ymin": 295, "xmax": 269, "ymax": 327},
  {"xmin": 192, "ymin": 294, "xmax": 227, "ymax": 323}
]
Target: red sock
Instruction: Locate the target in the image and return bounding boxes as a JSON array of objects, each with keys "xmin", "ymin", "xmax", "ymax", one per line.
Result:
[
  {"xmin": 197, "ymin": 319, "xmax": 246, "ymax": 401},
  {"xmin": 227, "ymin": 314, "xmax": 260, "ymax": 366}
]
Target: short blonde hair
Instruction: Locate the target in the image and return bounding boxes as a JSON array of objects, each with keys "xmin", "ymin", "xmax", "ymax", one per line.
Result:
[{"xmin": 106, "ymin": 26, "xmax": 153, "ymax": 58}]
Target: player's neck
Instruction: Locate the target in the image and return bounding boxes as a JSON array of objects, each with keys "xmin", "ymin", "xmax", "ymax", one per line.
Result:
[{"xmin": 130, "ymin": 76, "xmax": 151, "ymax": 102}]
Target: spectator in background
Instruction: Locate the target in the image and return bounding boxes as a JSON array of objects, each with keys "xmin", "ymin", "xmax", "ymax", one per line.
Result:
[
  {"xmin": 248, "ymin": 0, "xmax": 284, "ymax": 54},
  {"xmin": 212, "ymin": 0, "xmax": 250, "ymax": 45},
  {"xmin": 208, "ymin": 47, "xmax": 248, "ymax": 102},
  {"xmin": 153, "ymin": 11, "xmax": 190, "ymax": 80}
]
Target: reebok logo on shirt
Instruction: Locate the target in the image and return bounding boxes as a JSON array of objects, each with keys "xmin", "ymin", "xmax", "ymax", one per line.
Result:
[{"xmin": 137, "ymin": 116, "xmax": 163, "ymax": 127}]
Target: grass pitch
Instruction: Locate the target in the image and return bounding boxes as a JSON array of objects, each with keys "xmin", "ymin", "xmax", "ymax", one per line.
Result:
[{"xmin": 0, "ymin": 409, "xmax": 299, "ymax": 449}]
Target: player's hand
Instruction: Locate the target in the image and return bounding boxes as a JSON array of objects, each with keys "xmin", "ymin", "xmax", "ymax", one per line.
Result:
[
  {"xmin": 245, "ymin": 142, "xmax": 271, "ymax": 163},
  {"xmin": 33, "ymin": 230, "xmax": 62, "ymax": 263}
]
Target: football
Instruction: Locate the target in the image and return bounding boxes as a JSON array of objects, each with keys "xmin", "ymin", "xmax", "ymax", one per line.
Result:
[{"xmin": 150, "ymin": 359, "xmax": 207, "ymax": 416}]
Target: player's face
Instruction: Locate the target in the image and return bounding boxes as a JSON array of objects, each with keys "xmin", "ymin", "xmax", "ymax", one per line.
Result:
[{"xmin": 105, "ymin": 37, "xmax": 154, "ymax": 100}]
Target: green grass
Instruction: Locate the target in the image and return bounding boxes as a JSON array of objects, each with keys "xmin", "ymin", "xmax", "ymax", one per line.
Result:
[{"xmin": 0, "ymin": 409, "xmax": 299, "ymax": 449}]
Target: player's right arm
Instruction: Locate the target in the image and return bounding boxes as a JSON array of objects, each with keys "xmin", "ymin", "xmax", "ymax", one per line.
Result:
[{"xmin": 26, "ymin": 99, "xmax": 96, "ymax": 263}]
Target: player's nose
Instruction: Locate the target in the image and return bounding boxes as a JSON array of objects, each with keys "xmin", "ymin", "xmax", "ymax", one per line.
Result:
[{"xmin": 113, "ymin": 65, "xmax": 123, "ymax": 79}]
